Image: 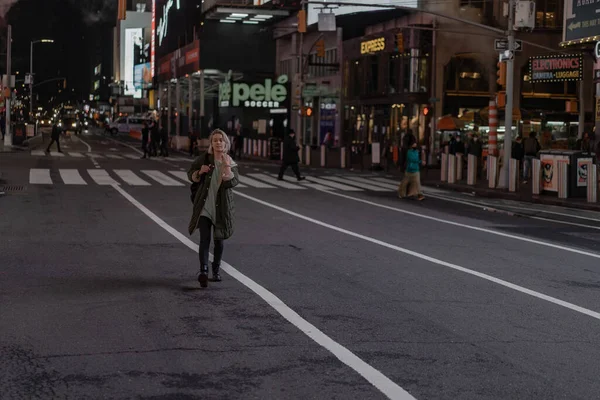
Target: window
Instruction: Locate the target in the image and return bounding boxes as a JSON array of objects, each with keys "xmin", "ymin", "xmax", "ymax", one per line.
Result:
[
  {"xmin": 307, "ymin": 48, "xmax": 338, "ymax": 78},
  {"xmin": 279, "ymin": 59, "xmax": 292, "ymax": 77},
  {"xmin": 536, "ymin": 0, "xmax": 562, "ymax": 28},
  {"xmin": 366, "ymin": 55, "xmax": 379, "ymax": 94}
]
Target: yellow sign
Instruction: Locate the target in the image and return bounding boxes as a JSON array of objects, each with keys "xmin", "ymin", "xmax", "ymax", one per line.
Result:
[
  {"xmin": 596, "ymin": 98, "xmax": 600, "ymax": 121},
  {"xmin": 361, "ymin": 37, "xmax": 385, "ymax": 54}
]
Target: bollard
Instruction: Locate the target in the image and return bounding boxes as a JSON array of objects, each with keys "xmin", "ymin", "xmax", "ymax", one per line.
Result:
[
  {"xmin": 320, "ymin": 145, "xmax": 326, "ymax": 167},
  {"xmin": 298, "ymin": 144, "xmax": 303, "ymax": 164},
  {"xmin": 341, "ymin": 147, "xmax": 346, "ymax": 169},
  {"xmin": 257, "ymin": 140, "xmax": 263, "ymax": 157},
  {"xmin": 587, "ymin": 163, "xmax": 597, "ymax": 203},
  {"xmin": 557, "ymin": 160, "xmax": 568, "ymax": 199},
  {"xmin": 441, "ymin": 153, "xmax": 448, "ymax": 182},
  {"xmin": 532, "ymin": 159, "xmax": 542, "ymax": 195},
  {"xmin": 456, "ymin": 154, "xmax": 463, "ymax": 181},
  {"xmin": 448, "ymin": 154, "xmax": 457, "ymax": 184},
  {"xmin": 488, "ymin": 155, "xmax": 498, "ymax": 189},
  {"xmin": 467, "ymin": 154, "xmax": 477, "ymax": 185},
  {"xmin": 244, "ymin": 139, "xmax": 249, "ymax": 155},
  {"xmin": 305, "ymin": 145, "xmax": 311, "ymax": 166},
  {"xmin": 263, "ymin": 140, "xmax": 268, "ymax": 158},
  {"xmin": 509, "ymin": 158, "xmax": 519, "ymax": 192},
  {"xmin": 281, "ymin": 141, "xmax": 284, "ymax": 161}
]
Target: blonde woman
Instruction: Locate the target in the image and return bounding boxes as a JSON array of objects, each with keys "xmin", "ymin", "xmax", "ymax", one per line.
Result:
[{"xmin": 188, "ymin": 129, "xmax": 239, "ymax": 287}]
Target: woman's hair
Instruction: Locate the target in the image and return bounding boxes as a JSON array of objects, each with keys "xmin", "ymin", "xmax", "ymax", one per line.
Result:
[{"xmin": 207, "ymin": 129, "xmax": 231, "ymax": 154}]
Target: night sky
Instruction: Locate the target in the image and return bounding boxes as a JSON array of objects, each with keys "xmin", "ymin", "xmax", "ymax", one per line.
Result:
[{"xmin": 1, "ymin": 0, "xmax": 116, "ymax": 108}]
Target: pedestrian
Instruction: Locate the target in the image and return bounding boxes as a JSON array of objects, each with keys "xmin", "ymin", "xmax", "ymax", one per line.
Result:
[
  {"xmin": 397, "ymin": 141, "xmax": 425, "ymax": 200},
  {"xmin": 188, "ymin": 129, "xmax": 239, "ymax": 288},
  {"xmin": 468, "ymin": 133, "xmax": 483, "ymax": 179},
  {"xmin": 141, "ymin": 121, "xmax": 149, "ymax": 159},
  {"xmin": 160, "ymin": 125, "xmax": 169, "ymax": 157},
  {"xmin": 522, "ymin": 131, "xmax": 541, "ymax": 183},
  {"xmin": 512, "ymin": 136, "xmax": 524, "ymax": 176},
  {"xmin": 277, "ymin": 129, "xmax": 305, "ymax": 181},
  {"xmin": 577, "ymin": 131, "xmax": 591, "ymax": 153},
  {"xmin": 45, "ymin": 122, "xmax": 62, "ymax": 154},
  {"xmin": 150, "ymin": 121, "xmax": 160, "ymax": 157}
]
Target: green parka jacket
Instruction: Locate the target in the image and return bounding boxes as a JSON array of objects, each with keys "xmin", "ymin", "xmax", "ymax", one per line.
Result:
[{"xmin": 187, "ymin": 153, "xmax": 239, "ymax": 239}]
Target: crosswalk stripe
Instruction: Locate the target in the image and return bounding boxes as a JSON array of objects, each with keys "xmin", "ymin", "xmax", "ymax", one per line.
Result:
[
  {"xmin": 168, "ymin": 171, "xmax": 190, "ymax": 182},
  {"xmin": 114, "ymin": 169, "xmax": 151, "ymax": 186},
  {"xmin": 300, "ymin": 182, "xmax": 337, "ymax": 191},
  {"xmin": 321, "ymin": 176, "xmax": 389, "ymax": 191},
  {"xmin": 87, "ymin": 153, "xmax": 104, "ymax": 158},
  {"xmin": 31, "ymin": 150, "xmax": 45, "ymax": 156},
  {"xmin": 248, "ymin": 173, "xmax": 306, "ymax": 189},
  {"xmin": 372, "ymin": 177, "xmax": 401, "ymax": 186},
  {"xmin": 49, "ymin": 151, "xmax": 64, "ymax": 157},
  {"xmin": 122, "ymin": 154, "xmax": 140, "ymax": 159},
  {"xmin": 105, "ymin": 154, "xmax": 123, "ymax": 159},
  {"xmin": 59, "ymin": 169, "xmax": 87, "ymax": 185},
  {"xmin": 340, "ymin": 176, "xmax": 397, "ymax": 190},
  {"xmin": 68, "ymin": 152, "xmax": 85, "ymax": 158},
  {"xmin": 238, "ymin": 175, "xmax": 275, "ymax": 188},
  {"xmin": 30, "ymin": 169, "xmax": 52, "ymax": 184},
  {"xmin": 88, "ymin": 169, "xmax": 120, "ymax": 185},
  {"xmin": 305, "ymin": 176, "xmax": 363, "ymax": 191},
  {"xmin": 142, "ymin": 170, "xmax": 184, "ymax": 186}
]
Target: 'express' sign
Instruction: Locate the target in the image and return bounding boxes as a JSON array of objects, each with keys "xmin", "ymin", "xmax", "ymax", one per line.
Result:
[
  {"xmin": 361, "ymin": 37, "xmax": 385, "ymax": 54},
  {"xmin": 528, "ymin": 54, "xmax": 583, "ymax": 83}
]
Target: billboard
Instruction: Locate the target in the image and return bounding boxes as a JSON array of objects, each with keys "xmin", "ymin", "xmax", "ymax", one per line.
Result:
[
  {"xmin": 528, "ymin": 54, "xmax": 583, "ymax": 83},
  {"xmin": 134, "ymin": 63, "xmax": 152, "ymax": 93},
  {"xmin": 155, "ymin": 0, "xmax": 201, "ymax": 62},
  {"xmin": 125, "ymin": 27, "xmax": 152, "ymax": 98},
  {"xmin": 307, "ymin": 0, "xmax": 417, "ymax": 25},
  {"xmin": 564, "ymin": 0, "xmax": 600, "ymax": 42}
]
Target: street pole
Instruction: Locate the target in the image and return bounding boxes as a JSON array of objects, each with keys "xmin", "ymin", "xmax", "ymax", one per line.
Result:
[
  {"xmin": 30, "ymin": 41, "xmax": 33, "ymax": 121},
  {"xmin": 4, "ymin": 25, "xmax": 11, "ymax": 147},
  {"xmin": 298, "ymin": 3, "xmax": 305, "ymax": 147},
  {"xmin": 498, "ymin": 0, "xmax": 515, "ymax": 188}
]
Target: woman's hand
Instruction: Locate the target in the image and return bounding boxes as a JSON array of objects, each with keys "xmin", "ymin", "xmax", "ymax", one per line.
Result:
[
  {"xmin": 192, "ymin": 165, "xmax": 211, "ymax": 182},
  {"xmin": 199, "ymin": 165, "xmax": 211, "ymax": 175}
]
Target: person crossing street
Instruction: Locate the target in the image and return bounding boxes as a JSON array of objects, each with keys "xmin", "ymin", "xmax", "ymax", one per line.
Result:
[
  {"xmin": 45, "ymin": 122, "xmax": 62, "ymax": 154},
  {"xmin": 277, "ymin": 129, "xmax": 305, "ymax": 181}
]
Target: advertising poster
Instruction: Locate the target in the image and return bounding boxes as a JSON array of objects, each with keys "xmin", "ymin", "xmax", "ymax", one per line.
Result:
[
  {"xmin": 134, "ymin": 63, "xmax": 152, "ymax": 93},
  {"xmin": 577, "ymin": 158, "xmax": 593, "ymax": 187},
  {"xmin": 124, "ymin": 28, "xmax": 142, "ymax": 97},
  {"xmin": 319, "ymin": 102, "xmax": 336, "ymax": 146},
  {"xmin": 541, "ymin": 154, "xmax": 569, "ymax": 192}
]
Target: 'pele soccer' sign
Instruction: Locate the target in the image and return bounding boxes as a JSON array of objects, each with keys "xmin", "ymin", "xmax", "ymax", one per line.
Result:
[{"xmin": 219, "ymin": 74, "xmax": 288, "ymax": 108}]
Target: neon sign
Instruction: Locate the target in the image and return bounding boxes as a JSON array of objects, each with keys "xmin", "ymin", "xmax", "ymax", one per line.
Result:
[{"xmin": 157, "ymin": 0, "xmax": 181, "ymax": 47}]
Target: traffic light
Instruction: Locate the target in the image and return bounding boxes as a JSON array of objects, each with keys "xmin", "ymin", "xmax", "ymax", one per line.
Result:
[
  {"xmin": 497, "ymin": 91, "xmax": 506, "ymax": 108},
  {"xmin": 63, "ymin": 79, "xmax": 67, "ymax": 89},
  {"xmin": 316, "ymin": 39, "xmax": 325, "ymax": 58},
  {"xmin": 305, "ymin": 106, "xmax": 313, "ymax": 117},
  {"xmin": 394, "ymin": 32, "xmax": 404, "ymax": 53},
  {"xmin": 496, "ymin": 62, "xmax": 506, "ymax": 87},
  {"xmin": 423, "ymin": 105, "xmax": 431, "ymax": 116},
  {"xmin": 297, "ymin": 9, "xmax": 306, "ymax": 33}
]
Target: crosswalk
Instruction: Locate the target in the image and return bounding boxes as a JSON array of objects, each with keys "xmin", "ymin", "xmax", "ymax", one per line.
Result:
[
  {"xmin": 30, "ymin": 150, "xmax": 192, "ymax": 162},
  {"xmin": 26, "ymin": 168, "xmax": 403, "ymax": 192}
]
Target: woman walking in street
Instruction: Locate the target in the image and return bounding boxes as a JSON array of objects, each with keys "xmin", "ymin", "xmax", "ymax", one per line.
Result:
[
  {"xmin": 188, "ymin": 129, "xmax": 239, "ymax": 288},
  {"xmin": 398, "ymin": 141, "xmax": 425, "ymax": 201}
]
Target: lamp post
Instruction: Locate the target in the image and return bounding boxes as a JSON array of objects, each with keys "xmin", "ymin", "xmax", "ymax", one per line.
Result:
[{"xmin": 30, "ymin": 39, "xmax": 54, "ymax": 121}]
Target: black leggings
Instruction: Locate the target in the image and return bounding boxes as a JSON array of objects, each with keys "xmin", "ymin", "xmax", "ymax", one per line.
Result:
[{"xmin": 198, "ymin": 217, "xmax": 224, "ymax": 267}]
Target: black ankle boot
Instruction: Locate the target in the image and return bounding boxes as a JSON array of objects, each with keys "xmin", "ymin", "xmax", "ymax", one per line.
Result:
[
  {"xmin": 211, "ymin": 263, "xmax": 222, "ymax": 282},
  {"xmin": 197, "ymin": 264, "xmax": 209, "ymax": 288}
]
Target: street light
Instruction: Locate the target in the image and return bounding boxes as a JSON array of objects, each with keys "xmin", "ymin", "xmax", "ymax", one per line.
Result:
[{"xmin": 30, "ymin": 39, "xmax": 54, "ymax": 120}]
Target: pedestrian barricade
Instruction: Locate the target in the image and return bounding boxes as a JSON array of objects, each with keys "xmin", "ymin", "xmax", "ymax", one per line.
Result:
[
  {"xmin": 447, "ymin": 154, "xmax": 457, "ymax": 184},
  {"xmin": 509, "ymin": 158, "xmax": 519, "ymax": 193},
  {"xmin": 321, "ymin": 145, "xmax": 326, "ymax": 167},
  {"xmin": 488, "ymin": 155, "xmax": 498, "ymax": 189},
  {"xmin": 557, "ymin": 160, "xmax": 568, "ymax": 199},
  {"xmin": 440, "ymin": 153, "xmax": 448, "ymax": 182},
  {"xmin": 532, "ymin": 159, "xmax": 542, "ymax": 195},
  {"xmin": 341, "ymin": 147, "xmax": 346, "ymax": 168},
  {"xmin": 456, "ymin": 154, "xmax": 463, "ymax": 181},
  {"xmin": 467, "ymin": 154, "xmax": 477, "ymax": 185},
  {"xmin": 587, "ymin": 162, "xmax": 597, "ymax": 203},
  {"xmin": 262, "ymin": 140, "xmax": 268, "ymax": 158},
  {"xmin": 305, "ymin": 145, "xmax": 311, "ymax": 166}
]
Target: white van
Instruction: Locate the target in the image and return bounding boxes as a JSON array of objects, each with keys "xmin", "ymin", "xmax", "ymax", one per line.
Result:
[{"xmin": 107, "ymin": 116, "xmax": 152, "ymax": 136}]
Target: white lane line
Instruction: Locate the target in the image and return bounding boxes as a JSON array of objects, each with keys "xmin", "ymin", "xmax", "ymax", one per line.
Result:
[
  {"xmin": 86, "ymin": 154, "xmax": 101, "ymax": 168},
  {"xmin": 75, "ymin": 136, "xmax": 93, "ymax": 152},
  {"xmin": 321, "ymin": 176, "xmax": 389, "ymax": 192},
  {"xmin": 486, "ymin": 203, "xmax": 600, "ymax": 223},
  {"xmin": 238, "ymin": 175, "xmax": 276, "ymax": 188},
  {"xmin": 31, "ymin": 150, "xmax": 46, "ymax": 156},
  {"xmin": 141, "ymin": 170, "xmax": 185, "ymax": 186},
  {"xmin": 248, "ymin": 173, "xmax": 306, "ymax": 189},
  {"xmin": 234, "ymin": 190, "xmax": 600, "ymax": 324},
  {"xmin": 105, "ymin": 154, "xmax": 124, "ymax": 159},
  {"xmin": 59, "ymin": 169, "xmax": 87, "ymax": 185},
  {"xmin": 306, "ymin": 176, "xmax": 363, "ymax": 191},
  {"xmin": 88, "ymin": 169, "xmax": 120, "ymax": 185},
  {"xmin": 110, "ymin": 184, "xmax": 415, "ymax": 400},
  {"xmin": 68, "ymin": 152, "xmax": 85, "ymax": 158},
  {"xmin": 102, "ymin": 136, "xmax": 143, "ymax": 155},
  {"xmin": 113, "ymin": 169, "xmax": 151, "ymax": 186},
  {"xmin": 309, "ymin": 187, "xmax": 600, "ymax": 261},
  {"xmin": 49, "ymin": 151, "xmax": 65, "ymax": 157},
  {"xmin": 340, "ymin": 176, "xmax": 397, "ymax": 190},
  {"xmin": 30, "ymin": 169, "xmax": 52, "ymax": 184}
]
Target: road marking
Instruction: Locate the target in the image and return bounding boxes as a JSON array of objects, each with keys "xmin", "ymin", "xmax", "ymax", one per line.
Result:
[
  {"xmin": 68, "ymin": 152, "xmax": 85, "ymax": 158},
  {"xmin": 59, "ymin": 169, "xmax": 87, "ymax": 185},
  {"xmin": 372, "ymin": 177, "xmax": 402, "ymax": 186},
  {"xmin": 309, "ymin": 187, "xmax": 600, "ymax": 260},
  {"xmin": 30, "ymin": 169, "xmax": 52, "ymax": 184},
  {"xmin": 105, "ymin": 154, "xmax": 123, "ymax": 159},
  {"xmin": 101, "ymin": 136, "xmax": 143, "ymax": 155},
  {"xmin": 234, "ymin": 190, "xmax": 600, "ymax": 324},
  {"xmin": 306, "ymin": 176, "xmax": 363, "ymax": 191},
  {"xmin": 238, "ymin": 175, "xmax": 276, "ymax": 188},
  {"xmin": 86, "ymin": 154, "xmax": 101, "ymax": 168},
  {"xmin": 248, "ymin": 173, "xmax": 306, "ymax": 189},
  {"xmin": 142, "ymin": 170, "xmax": 185, "ymax": 186},
  {"xmin": 122, "ymin": 154, "xmax": 140, "ymax": 160},
  {"xmin": 110, "ymin": 184, "xmax": 415, "ymax": 400},
  {"xmin": 114, "ymin": 169, "xmax": 151, "ymax": 186},
  {"xmin": 300, "ymin": 182, "xmax": 337, "ymax": 191},
  {"xmin": 340, "ymin": 176, "xmax": 397, "ymax": 190},
  {"xmin": 87, "ymin": 153, "xmax": 104, "ymax": 158},
  {"xmin": 75, "ymin": 136, "xmax": 93, "ymax": 152},
  {"xmin": 485, "ymin": 203, "xmax": 600, "ymax": 223},
  {"xmin": 88, "ymin": 169, "xmax": 120, "ymax": 185},
  {"xmin": 322, "ymin": 176, "xmax": 389, "ymax": 192},
  {"xmin": 31, "ymin": 150, "xmax": 45, "ymax": 156},
  {"xmin": 168, "ymin": 171, "xmax": 190, "ymax": 182},
  {"xmin": 49, "ymin": 151, "xmax": 65, "ymax": 157}
]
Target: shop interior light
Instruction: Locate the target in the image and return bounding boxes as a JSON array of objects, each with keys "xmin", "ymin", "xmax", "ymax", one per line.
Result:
[
  {"xmin": 220, "ymin": 19, "xmax": 237, "ymax": 23},
  {"xmin": 230, "ymin": 13, "xmax": 248, "ymax": 17},
  {"xmin": 243, "ymin": 20, "xmax": 259, "ymax": 24}
]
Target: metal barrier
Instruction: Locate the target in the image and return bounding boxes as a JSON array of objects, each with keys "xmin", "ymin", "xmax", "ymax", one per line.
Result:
[
  {"xmin": 448, "ymin": 154, "xmax": 456, "ymax": 184},
  {"xmin": 321, "ymin": 145, "xmax": 326, "ymax": 167},
  {"xmin": 509, "ymin": 158, "xmax": 519, "ymax": 192},
  {"xmin": 440, "ymin": 153, "xmax": 448, "ymax": 182},
  {"xmin": 456, "ymin": 154, "xmax": 464, "ymax": 181},
  {"xmin": 341, "ymin": 147, "xmax": 346, "ymax": 168},
  {"xmin": 488, "ymin": 155, "xmax": 498, "ymax": 189},
  {"xmin": 532, "ymin": 159, "xmax": 542, "ymax": 195},
  {"xmin": 467, "ymin": 154, "xmax": 477, "ymax": 185},
  {"xmin": 587, "ymin": 162, "xmax": 598, "ymax": 203},
  {"xmin": 262, "ymin": 140, "xmax": 268, "ymax": 158},
  {"xmin": 557, "ymin": 160, "xmax": 568, "ymax": 199},
  {"xmin": 305, "ymin": 145, "xmax": 311, "ymax": 166}
]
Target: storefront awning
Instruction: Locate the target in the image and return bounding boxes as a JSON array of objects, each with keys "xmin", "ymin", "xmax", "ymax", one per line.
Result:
[{"xmin": 437, "ymin": 115, "xmax": 464, "ymax": 131}]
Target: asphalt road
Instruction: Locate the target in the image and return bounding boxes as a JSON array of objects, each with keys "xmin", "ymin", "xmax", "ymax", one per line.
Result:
[{"xmin": 1, "ymin": 128, "xmax": 600, "ymax": 399}]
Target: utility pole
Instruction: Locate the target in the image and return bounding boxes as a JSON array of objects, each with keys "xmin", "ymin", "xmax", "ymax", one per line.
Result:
[
  {"xmin": 298, "ymin": 3, "xmax": 306, "ymax": 146},
  {"xmin": 498, "ymin": 0, "xmax": 515, "ymax": 188},
  {"xmin": 30, "ymin": 41, "xmax": 33, "ymax": 121},
  {"xmin": 4, "ymin": 25, "xmax": 11, "ymax": 147}
]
